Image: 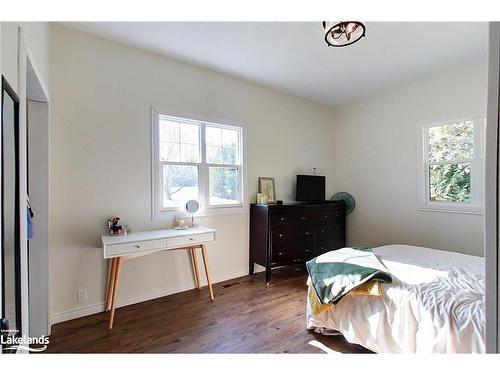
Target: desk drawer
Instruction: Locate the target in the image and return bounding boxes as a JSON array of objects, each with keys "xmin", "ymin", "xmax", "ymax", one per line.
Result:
[
  {"xmin": 106, "ymin": 239, "xmax": 167, "ymax": 257},
  {"xmin": 166, "ymin": 232, "xmax": 215, "ymax": 248}
]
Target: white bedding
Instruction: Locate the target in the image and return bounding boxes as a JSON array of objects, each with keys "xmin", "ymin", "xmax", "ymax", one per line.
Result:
[{"xmin": 306, "ymin": 245, "xmax": 485, "ymax": 353}]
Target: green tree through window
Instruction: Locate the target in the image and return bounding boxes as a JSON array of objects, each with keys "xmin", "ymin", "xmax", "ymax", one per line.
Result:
[{"xmin": 427, "ymin": 121, "xmax": 473, "ymax": 202}]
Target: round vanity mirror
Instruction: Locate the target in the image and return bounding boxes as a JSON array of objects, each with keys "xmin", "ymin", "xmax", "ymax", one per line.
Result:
[
  {"xmin": 185, "ymin": 200, "xmax": 200, "ymax": 228},
  {"xmin": 185, "ymin": 200, "xmax": 200, "ymax": 213}
]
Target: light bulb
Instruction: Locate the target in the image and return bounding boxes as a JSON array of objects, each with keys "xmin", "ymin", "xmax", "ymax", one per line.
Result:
[{"xmin": 346, "ymin": 22, "xmax": 358, "ymax": 34}]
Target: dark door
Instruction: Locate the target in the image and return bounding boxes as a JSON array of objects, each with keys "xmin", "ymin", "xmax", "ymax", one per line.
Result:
[{"xmin": 1, "ymin": 76, "xmax": 21, "ymax": 353}]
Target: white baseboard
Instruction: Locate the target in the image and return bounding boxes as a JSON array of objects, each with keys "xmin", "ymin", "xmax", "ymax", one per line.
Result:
[{"xmin": 50, "ymin": 267, "xmax": 252, "ymax": 325}]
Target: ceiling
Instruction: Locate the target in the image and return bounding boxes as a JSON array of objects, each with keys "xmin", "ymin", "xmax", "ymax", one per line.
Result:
[{"xmin": 62, "ymin": 22, "xmax": 488, "ymax": 107}]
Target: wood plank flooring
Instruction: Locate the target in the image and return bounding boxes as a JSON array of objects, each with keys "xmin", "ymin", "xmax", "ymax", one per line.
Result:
[{"xmin": 46, "ymin": 266, "xmax": 371, "ymax": 353}]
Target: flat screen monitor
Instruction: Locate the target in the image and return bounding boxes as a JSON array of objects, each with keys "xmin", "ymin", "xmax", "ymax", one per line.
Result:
[{"xmin": 295, "ymin": 175, "xmax": 326, "ymax": 202}]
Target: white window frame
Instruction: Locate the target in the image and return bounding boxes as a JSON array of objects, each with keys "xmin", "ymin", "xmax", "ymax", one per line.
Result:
[
  {"xmin": 418, "ymin": 110, "xmax": 485, "ymax": 215},
  {"xmin": 151, "ymin": 107, "xmax": 246, "ymax": 219}
]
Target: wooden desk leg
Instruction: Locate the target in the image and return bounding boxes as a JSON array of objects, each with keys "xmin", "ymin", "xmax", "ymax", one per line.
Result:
[
  {"xmin": 189, "ymin": 247, "xmax": 201, "ymax": 289},
  {"xmin": 200, "ymin": 244, "xmax": 214, "ymax": 301},
  {"xmin": 108, "ymin": 257, "xmax": 123, "ymax": 330},
  {"xmin": 106, "ymin": 258, "xmax": 117, "ymax": 311}
]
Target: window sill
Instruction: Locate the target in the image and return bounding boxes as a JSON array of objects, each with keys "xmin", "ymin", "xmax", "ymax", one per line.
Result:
[
  {"xmin": 418, "ymin": 204, "xmax": 484, "ymax": 215},
  {"xmin": 197, "ymin": 206, "xmax": 248, "ymax": 217},
  {"xmin": 154, "ymin": 204, "xmax": 247, "ymax": 219}
]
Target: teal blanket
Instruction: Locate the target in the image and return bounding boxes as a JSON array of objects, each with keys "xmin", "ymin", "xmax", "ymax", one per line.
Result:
[{"xmin": 306, "ymin": 247, "xmax": 392, "ymax": 305}]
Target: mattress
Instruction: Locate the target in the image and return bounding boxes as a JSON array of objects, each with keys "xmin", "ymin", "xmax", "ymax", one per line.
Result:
[{"xmin": 306, "ymin": 244, "xmax": 485, "ymax": 353}]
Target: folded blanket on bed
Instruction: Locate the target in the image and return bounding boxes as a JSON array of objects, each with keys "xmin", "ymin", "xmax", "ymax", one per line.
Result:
[
  {"xmin": 306, "ymin": 247, "xmax": 392, "ymax": 306},
  {"xmin": 307, "ymin": 279, "xmax": 383, "ymax": 315}
]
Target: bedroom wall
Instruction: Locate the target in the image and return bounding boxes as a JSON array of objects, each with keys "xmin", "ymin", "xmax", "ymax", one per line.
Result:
[
  {"xmin": 1, "ymin": 22, "xmax": 51, "ymax": 93},
  {"xmin": 49, "ymin": 24, "xmax": 337, "ymax": 322},
  {"xmin": 330, "ymin": 59, "xmax": 487, "ymax": 257}
]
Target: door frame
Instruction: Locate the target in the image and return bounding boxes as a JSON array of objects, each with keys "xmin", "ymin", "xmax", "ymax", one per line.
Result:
[
  {"xmin": 486, "ymin": 21, "xmax": 500, "ymax": 354},
  {"xmin": 26, "ymin": 99, "xmax": 50, "ymax": 338},
  {"xmin": 17, "ymin": 27, "xmax": 51, "ymax": 339},
  {"xmin": 0, "ymin": 20, "xmax": 3, "ymax": 354},
  {"xmin": 1, "ymin": 74, "xmax": 22, "ymax": 349}
]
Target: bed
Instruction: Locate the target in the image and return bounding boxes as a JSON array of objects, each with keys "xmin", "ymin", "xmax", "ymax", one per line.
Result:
[{"xmin": 306, "ymin": 244, "xmax": 485, "ymax": 353}]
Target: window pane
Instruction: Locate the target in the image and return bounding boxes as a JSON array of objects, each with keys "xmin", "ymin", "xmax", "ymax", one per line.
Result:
[
  {"xmin": 209, "ymin": 167, "xmax": 239, "ymax": 205},
  {"xmin": 163, "ymin": 165, "xmax": 199, "ymax": 208},
  {"xmin": 206, "ymin": 126, "xmax": 222, "ymax": 164},
  {"xmin": 160, "ymin": 142, "xmax": 179, "ymax": 161},
  {"xmin": 160, "ymin": 118, "xmax": 200, "ymax": 162},
  {"xmin": 222, "ymin": 146, "xmax": 237, "ymax": 164},
  {"xmin": 222, "ymin": 128, "xmax": 238, "ymax": 148},
  {"xmin": 206, "ymin": 126, "xmax": 239, "ymax": 165},
  {"xmin": 180, "ymin": 123, "xmax": 199, "ymax": 144},
  {"xmin": 428, "ymin": 121, "xmax": 473, "ymax": 163},
  {"xmin": 180, "ymin": 143, "xmax": 199, "ymax": 163},
  {"xmin": 222, "ymin": 129, "xmax": 238, "ymax": 164},
  {"xmin": 429, "ymin": 163, "xmax": 471, "ymax": 202},
  {"xmin": 206, "ymin": 126, "xmax": 222, "ymax": 147},
  {"xmin": 159, "ymin": 120, "xmax": 179, "ymax": 143},
  {"xmin": 207, "ymin": 145, "xmax": 222, "ymax": 164},
  {"xmin": 449, "ymin": 121, "xmax": 474, "ymax": 160}
]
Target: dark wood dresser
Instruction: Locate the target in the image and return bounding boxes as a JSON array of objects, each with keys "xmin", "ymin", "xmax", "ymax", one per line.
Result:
[{"xmin": 249, "ymin": 202, "xmax": 346, "ymax": 283}]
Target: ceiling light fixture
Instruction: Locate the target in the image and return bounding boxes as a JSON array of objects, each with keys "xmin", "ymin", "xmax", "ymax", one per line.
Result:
[{"xmin": 323, "ymin": 21, "xmax": 366, "ymax": 47}]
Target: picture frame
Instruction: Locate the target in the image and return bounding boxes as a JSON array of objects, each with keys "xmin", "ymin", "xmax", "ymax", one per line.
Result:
[{"xmin": 258, "ymin": 177, "xmax": 276, "ymax": 204}]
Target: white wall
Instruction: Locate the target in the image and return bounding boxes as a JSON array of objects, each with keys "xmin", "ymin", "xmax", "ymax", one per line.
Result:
[
  {"xmin": 1, "ymin": 22, "xmax": 50, "ymax": 94},
  {"xmin": 331, "ymin": 59, "xmax": 487, "ymax": 256},
  {"xmin": 49, "ymin": 24, "xmax": 337, "ymax": 321}
]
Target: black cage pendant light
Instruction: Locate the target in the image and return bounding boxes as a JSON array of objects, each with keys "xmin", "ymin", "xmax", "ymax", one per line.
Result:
[{"xmin": 323, "ymin": 21, "xmax": 366, "ymax": 47}]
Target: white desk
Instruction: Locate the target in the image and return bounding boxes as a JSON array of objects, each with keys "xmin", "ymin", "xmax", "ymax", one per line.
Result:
[{"xmin": 101, "ymin": 226, "xmax": 216, "ymax": 330}]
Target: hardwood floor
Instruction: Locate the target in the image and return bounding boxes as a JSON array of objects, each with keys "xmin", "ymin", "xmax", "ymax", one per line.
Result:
[{"xmin": 46, "ymin": 266, "xmax": 371, "ymax": 353}]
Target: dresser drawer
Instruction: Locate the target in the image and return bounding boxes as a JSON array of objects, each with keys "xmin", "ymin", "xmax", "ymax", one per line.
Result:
[
  {"xmin": 271, "ymin": 228, "xmax": 314, "ymax": 245},
  {"xmin": 106, "ymin": 239, "xmax": 167, "ymax": 257},
  {"xmin": 316, "ymin": 238, "xmax": 345, "ymax": 255},
  {"xmin": 272, "ymin": 244, "xmax": 309, "ymax": 264},
  {"xmin": 271, "ymin": 212, "xmax": 299, "ymax": 227},
  {"xmin": 330, "ymin": 210, "xmax": 344, "ymax": 222},
  {"xmin": 315, "ymin": 210, "xmax": 332, "ymax": 225},
  {"xmin": 166, "ymin": 232, "xmax": 215, "ymax": 248},
  {"xmin": 316, "ymin": 225, "xmax": 343, "ymax": 240}
]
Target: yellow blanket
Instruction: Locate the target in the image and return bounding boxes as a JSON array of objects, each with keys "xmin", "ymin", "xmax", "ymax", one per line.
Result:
[{"xmin": 307, "ymin": 278, "xmax": 383, "ymax": 316}]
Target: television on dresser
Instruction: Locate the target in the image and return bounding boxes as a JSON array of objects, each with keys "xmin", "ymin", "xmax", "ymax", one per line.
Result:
[{"xmin": 295, "ymin": 174, "xmax": 326, "ymax": 203}]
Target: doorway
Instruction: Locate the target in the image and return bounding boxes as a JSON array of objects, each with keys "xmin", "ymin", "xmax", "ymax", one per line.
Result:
[
  {"xmin": 25, "ymin": 57, "xmax": 50, "ymax": 338},
  {"xmin": 1, "ymin": 76, "xmax": 21, "ymax": 351}
]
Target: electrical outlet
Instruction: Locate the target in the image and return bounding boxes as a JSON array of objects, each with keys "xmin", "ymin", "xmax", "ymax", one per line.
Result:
[{"xmin": 77, "ymin": 288, "xmax": 88, "ymax": 302}]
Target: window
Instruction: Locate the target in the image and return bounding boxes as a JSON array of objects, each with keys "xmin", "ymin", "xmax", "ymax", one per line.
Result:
[
  {"xmin": 152, "ymin": 109, "xmax": 244, "ymax": 216},
  {"xmin": 419, "ymin": 113, "xmax": 485, "ymax": 214}
]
